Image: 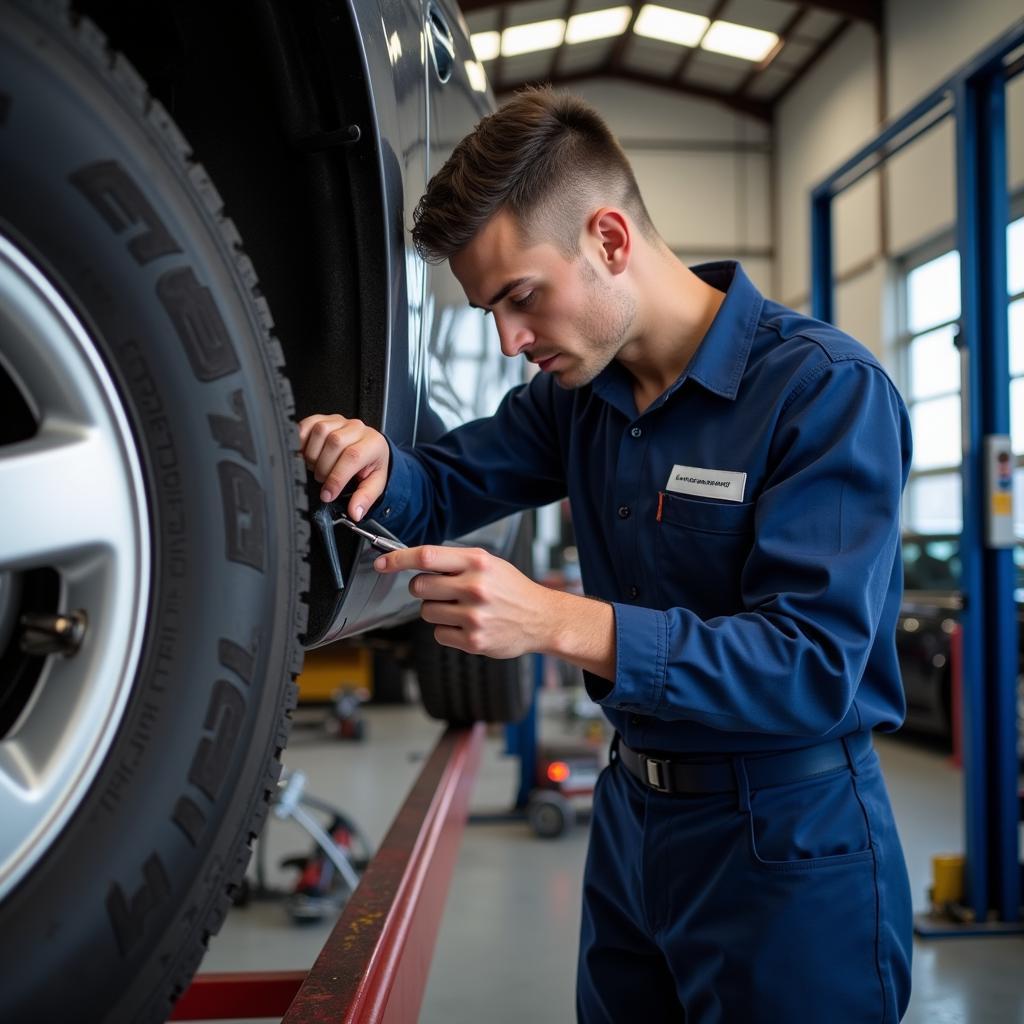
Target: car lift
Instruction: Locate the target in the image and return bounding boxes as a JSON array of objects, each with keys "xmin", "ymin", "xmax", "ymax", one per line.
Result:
[
  {"xmin": 811, "ymin": 18, "xmax": 1024, "ymax": 934},
  {"xmin": 169, "ymin": 723, "xmax": 483, "ymax": 1022}
]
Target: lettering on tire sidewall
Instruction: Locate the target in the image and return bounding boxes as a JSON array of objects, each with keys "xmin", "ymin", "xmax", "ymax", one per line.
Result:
[{"xmin": 69, "ymin": 157, "xmax": 275, "ymax": 960}]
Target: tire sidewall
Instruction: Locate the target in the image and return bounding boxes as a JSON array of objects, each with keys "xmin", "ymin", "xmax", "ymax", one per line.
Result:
[{"xmin": 1, "ymin": 11, "xmax": 301, "ymax": 1022}]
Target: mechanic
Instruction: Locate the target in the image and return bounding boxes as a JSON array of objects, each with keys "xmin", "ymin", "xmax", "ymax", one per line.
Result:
[{"xmin": 299, "ymin": 87, "xmax": 913, "ymax": 1022}]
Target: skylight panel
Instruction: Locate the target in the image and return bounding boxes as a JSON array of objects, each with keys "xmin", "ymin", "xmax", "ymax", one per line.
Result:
[
  {"xmin": 633, "ymin": 5, "xmax": 709, "ymax": 47},
  {"xmin": 701, "ymin": 20, "xmax": 779, "ymax": 62}
]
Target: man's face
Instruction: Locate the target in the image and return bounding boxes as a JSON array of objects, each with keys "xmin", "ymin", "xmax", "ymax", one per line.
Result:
[{"xmin": 449, "ymin": 209, "xmax": 635, "ymax": 389}]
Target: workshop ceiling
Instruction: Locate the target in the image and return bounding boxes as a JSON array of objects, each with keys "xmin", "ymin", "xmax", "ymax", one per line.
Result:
[{"xmin": 462, "ymin": 0, "xmax": 881, "ymax": 120}]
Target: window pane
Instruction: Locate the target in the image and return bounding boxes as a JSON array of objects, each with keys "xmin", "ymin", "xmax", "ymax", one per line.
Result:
[
  {"xmin": 1012, "ymin": 377, "xmax": 1024, "ymax": 456},
  {"xmin": 1010, "ymin": 299, "xmax": 1024, "ymax": 377},
  {"xmin": 909, "ymin": 324, "xmax": 959, "ymax": 399},
  {"xmin": 1009, "ymin": 217, "xmax": 1024, "ymax": 297},
  {"xmin": 906, "ymin": 472, "xmax": 962, "ymax": 534},
  {"xmin": 902, "ymin": 537, "xmax": 960, "ymax": 590},
  {"xmin": 911, "ymin": 394, "xmax": 962, "ymax": 470},
  {"xmin": 908, "ymin": 250, "xmax": 960, "ymax": 334},
  {"xmin": 1015, "ymin": 468, "xmax": 1024, "ymax": 536}
]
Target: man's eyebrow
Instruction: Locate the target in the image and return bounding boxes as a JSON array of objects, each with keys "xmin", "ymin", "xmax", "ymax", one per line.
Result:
[{"xmin": 469, "ymin": 277, "xmax": 533, "ymax": 311}]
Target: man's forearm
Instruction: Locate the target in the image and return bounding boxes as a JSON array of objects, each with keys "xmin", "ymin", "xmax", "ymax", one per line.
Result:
[{"xmin": 538, "ymin": 589, "xmax": 616, "ymax": 681}]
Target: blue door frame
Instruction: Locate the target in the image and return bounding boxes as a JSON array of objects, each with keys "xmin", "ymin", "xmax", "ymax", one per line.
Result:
[{"xmin": 811, "ymin": 19, "xmax": 1024, "ymax": 931}]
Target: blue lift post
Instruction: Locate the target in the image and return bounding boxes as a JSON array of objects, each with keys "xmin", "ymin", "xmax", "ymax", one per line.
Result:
[{"xmin": 811, "ymin": 19, "xmax": 1024, "ymax": 934}]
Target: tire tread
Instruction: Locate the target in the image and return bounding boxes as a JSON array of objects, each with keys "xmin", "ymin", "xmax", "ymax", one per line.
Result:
[{"xmin": 13, "ymin": 4, "xmax": 310, "ymax": 1019}]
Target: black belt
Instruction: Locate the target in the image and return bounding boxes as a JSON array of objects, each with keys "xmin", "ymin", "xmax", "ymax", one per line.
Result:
[{"xmin": 614, "ymin": 731, "xmax": 872, "ymax": 795}]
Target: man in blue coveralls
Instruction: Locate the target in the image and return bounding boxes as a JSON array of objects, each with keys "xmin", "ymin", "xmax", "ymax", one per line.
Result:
[{"xmin": 300, "ymin": 88, "xmax": 914, "ymax": 1022}]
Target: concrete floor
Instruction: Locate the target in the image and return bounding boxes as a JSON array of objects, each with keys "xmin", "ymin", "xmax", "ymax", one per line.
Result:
[{"xmin": 195, "ymin": 692, "xmax": 1024, "ymax": 1024}]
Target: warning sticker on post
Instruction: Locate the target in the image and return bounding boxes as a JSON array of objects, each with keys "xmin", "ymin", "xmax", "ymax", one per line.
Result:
[{"xmin": 984, "ymin": 435, "xmax": 1014, "ymax": 548}]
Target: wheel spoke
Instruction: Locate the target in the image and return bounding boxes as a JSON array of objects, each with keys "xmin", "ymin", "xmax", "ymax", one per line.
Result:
[{"xmin": 0, "ymin": 426, "xmax": 132, "ymax": 570}]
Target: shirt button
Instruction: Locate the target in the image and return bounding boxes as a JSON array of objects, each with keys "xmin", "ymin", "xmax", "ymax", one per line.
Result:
[
  {"xmin": 629, "ymin": 585, "xmax": 640, "ymax": 599},
  {"xmin": 630, "ymin": 426, "xmax": 642, "ymax": 438},
  {"xmin": 617, "ymin": 505, "xmax": 631, "ymax": 519},
  {"xmin": 382, "ymin": 506, "xmax": 391, "ymax": 517}
]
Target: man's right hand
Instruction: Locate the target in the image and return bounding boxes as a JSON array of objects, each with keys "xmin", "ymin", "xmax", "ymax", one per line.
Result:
[{"xmin": 297, "ymin": 414, "xmax": 391, "ymax": 522}]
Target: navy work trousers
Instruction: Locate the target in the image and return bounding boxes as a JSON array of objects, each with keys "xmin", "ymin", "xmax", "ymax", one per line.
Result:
[{"xmin": 577, "ymin": 742, "xmax": 913, "ymax": 1022}]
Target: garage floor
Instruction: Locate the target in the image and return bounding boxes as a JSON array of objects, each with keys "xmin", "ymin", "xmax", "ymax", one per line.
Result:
[{"xmin": 196, "ymin": 692, "xmax": 1024, "ymax": 1024}]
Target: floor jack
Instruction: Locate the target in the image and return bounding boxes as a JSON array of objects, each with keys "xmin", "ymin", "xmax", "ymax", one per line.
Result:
[{"xmin": 236, "ymin": 769, "xmax": 372, "ymax": 924}]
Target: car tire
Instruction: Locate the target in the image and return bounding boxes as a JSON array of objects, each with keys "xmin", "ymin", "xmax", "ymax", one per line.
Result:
[
  {"xmin": 371, "ymin": 647, "xmax": 410, "ymax": 704},
  {"xmin": 413, "ymin": 622, "xmax": 534, "ymax": 724},
  {"xmin": 0, "ymin": 5, "xmax": 307, "ymax": 1022},
  {"xmin": 413, "ymin": 518, "xmax": 536, "ymax": 725},
  {"xmin": 528, "ymin": 790, "xmax": 571, "ymax": 839}
]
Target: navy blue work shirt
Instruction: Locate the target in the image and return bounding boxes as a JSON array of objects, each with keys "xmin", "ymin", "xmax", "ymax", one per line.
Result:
[{"xmin": 375, "ymin": 261, "xmax": 913, "ymax": 754}]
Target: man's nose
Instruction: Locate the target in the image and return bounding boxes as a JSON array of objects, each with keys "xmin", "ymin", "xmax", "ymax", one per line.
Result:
[{"xmin": 496, "ymin": 316, "xmax": 534, "ymax": 358}]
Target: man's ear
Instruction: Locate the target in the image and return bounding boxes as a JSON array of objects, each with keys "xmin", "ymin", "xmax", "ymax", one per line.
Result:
[{"xmin": 586, "ymin": 208, "xmax": 631, "ymax": 276}]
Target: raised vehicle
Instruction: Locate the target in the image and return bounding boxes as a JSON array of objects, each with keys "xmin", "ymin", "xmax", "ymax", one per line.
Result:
[
  {"xmin": 0, "ymin": 1, "xmax": 526, "ymax": 1019},
  {"xmin": 896, "ymin": 532, "xmax": 1024, "ymax": 752}
]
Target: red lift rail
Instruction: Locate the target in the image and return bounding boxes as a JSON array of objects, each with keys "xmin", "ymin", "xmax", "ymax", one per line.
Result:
[{"xmin": 172, "ymin": 722, "xmax": 485, "ymax": 1022}]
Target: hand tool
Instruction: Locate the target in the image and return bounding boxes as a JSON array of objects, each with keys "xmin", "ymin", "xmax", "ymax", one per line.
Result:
[
  {"xmin": 312, "ymin": 505, "xmax": 413, "ymax": 592},
  {"xmin": 329, "ymin": 512, "xmax": 409, "ymax": 554}
]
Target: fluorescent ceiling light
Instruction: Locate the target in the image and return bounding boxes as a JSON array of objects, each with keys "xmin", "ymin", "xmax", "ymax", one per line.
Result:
[
  {"xmin": 633, "ymin": 5, "xmax": 709, "ymax": 47},
  {"xmin": 471, "ymin": 30, "xmax": 500, "ymax": 62},
  {"xmin": 701, "ymin": 20, "xmax": 779, "ymax": 62},
  {"xmin": 465, "ymin": 59, "xmax": 488, "ymax": 93},
  {"xmin": 502, "ymin": 19, "xmax": 566, "ymax": 57},
  {"xmin": 565, "ymin": 6, "xmax": 632, "ymax": 44}
]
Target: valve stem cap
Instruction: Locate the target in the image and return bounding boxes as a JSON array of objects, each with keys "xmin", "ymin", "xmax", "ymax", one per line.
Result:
[{"xmin": 19, "ymin": 610, "xmax": 88, "ymax": 656}]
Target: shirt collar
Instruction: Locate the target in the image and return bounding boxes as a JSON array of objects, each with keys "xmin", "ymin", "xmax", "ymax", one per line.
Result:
[
  {"xmin": 678, "ymin": 260, "xmax": 763, "ymax": 402},
  {"xmin": 592, "ymin": 259, "xmax": 763, "ymax": 416}
]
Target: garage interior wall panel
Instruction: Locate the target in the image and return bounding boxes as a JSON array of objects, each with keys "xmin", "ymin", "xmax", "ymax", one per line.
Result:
[
  {"xmin": 776, "ymin": 3, "xmax": 1024, "ymax": 325},
  {"xmin": 833, "ymin": 171, "xmax": 881, "ymax": 276},
  {"xmin": 1010, "ymin": 73, "xmax": 1024, "ymax": 194},
  {"xmin": 884, "ymin": 120, "xmax": 958, "ymax": 259},
  {"xmin": 774, "ymin": 22, "xmax": 879, "ymax": 306},
  {"xmin": 565, "ymin": 78, "xmax": 772, "ymax": 289},
  {"xmin": 569, "ymin": 79, "xmax": 770, "ymax": 144},
  {"xmin": 629, "ymin": 152, "xmax": 739, "ymax": 249},
  {"xmin": 886, "ymin": 0, "xmax": 1024, "ymax": 116},
  {"xmin": 835, "ymin": 261, "xmax": 891, "ymax": 364}
]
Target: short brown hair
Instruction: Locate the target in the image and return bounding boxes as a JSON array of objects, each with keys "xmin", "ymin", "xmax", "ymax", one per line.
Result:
[{"xmin": 412, "ymin": 87, "xmax": 656, "ymax": 264}]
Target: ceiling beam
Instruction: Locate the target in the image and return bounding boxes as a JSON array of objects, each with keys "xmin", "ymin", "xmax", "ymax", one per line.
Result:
[
  {"xmin": 733, "ymin": 6, "xmax": 808, "ymax": 96},
  {"xmin": 771, "ymin": 17, "xmax": 851, "ymax": 106},
  {"xmin": 548, "ymin": 0, "xmax": 578, "ymax": 80},
  {"xmin": 672, "ymin": 0, "xmax": 728, "ymax": 82},
  {"xmin": 493, "ymin": 4, "xmax": 509, "ymax": 92},
  {"xmin": 460, "ymin": 0, "xmax": 881, "ymax": 21},
  {"xmin": 542, "ymin": 67, "xmax": 773, "ymax": 120},
  {"xmin": 800, "ymin": 0, "xmax": 881, "ymax": 26},
  {"xmin": 606, "ymin": 0, "xmax": 641, "ymax": 75}
]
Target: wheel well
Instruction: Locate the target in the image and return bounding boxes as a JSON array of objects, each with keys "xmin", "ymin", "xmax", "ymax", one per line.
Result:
[{"xmin": 73, "ymin": 0, "xmax": 388, "ymax": 427}]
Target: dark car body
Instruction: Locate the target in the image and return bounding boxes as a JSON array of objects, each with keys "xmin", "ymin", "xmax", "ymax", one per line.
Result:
[
  {"xmin": 896, "ymin": 533, "xmax": 1024, "ymax": 745},
  {"xmin": 297, "ymin": 0, "xmax": 522, "ymax": 647}
]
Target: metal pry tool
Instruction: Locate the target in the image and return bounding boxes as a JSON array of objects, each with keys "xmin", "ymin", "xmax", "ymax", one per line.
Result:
[
  {"xmin": 312, "ymin": 505, "xmax": 411, "ymax": 592},
  {"xmin": 312, "ymin": 505, "xmax": 346, "ymax": 591},
  {"xmin": 329, "ymin": 512, "xmax": 408, "ymax": 554}
]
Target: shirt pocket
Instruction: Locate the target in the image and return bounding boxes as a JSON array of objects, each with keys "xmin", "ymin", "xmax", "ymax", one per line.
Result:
[{"xmin": 653, "ymin": 491, "xmax": 756, "ymax": 616}]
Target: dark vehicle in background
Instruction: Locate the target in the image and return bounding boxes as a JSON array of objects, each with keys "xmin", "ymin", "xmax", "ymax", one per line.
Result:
[
  {"xmin": 0, "ymin": 1, "xmax": 522, "ymax": 1019},
  {"xmin": 896, "ymin": 533, "xmax": 1024, "ymax": 748}
]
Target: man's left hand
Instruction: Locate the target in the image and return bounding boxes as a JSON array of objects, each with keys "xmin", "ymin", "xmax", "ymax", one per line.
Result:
[{"xmin": 373, "ymin": 546, "xmax": 552, "ymax": 659}]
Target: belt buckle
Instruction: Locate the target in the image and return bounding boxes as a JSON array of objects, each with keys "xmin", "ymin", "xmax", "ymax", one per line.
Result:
[{"xmin": 644, "ymin": 757, "xmax": 670, "ymax": 793}]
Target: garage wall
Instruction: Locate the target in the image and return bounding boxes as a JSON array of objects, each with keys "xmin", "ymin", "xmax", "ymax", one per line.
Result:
[
  {"xmin": 775, "ymin": 0, "xmax": 1024, "ymax": 366},
  {"xmin": 515, "ymin": 78, "xmax": 774, "ymax": 295}
]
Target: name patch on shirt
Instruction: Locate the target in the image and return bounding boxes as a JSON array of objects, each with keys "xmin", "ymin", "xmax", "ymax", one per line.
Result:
[{"xmin": 666, "ymin": 464, "xmax": 747, "ymax": 502}]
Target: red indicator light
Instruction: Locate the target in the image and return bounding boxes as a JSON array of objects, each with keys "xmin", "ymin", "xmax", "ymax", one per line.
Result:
[{"xmin": 547, "ymin": 761, "xmax": 570, "ymax": 783}]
